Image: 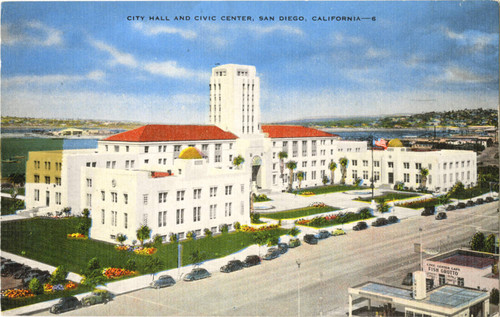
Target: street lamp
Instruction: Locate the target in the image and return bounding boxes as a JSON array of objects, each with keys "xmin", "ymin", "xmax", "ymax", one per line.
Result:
[
  {"xmin": 419, "ymin": 228, "xmax": 423, "ymax": 271},
  {"xmin": 296, "ymin": 259, "xmax": 301, "ymax": 317}
]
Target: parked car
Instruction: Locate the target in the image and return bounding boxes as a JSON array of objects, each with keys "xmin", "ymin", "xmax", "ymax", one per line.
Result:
[
  {"xmin": 263, "ymin": 248, "xmax": 281, "ymax": 260},
  {"xmin": 371, "ymin": 218, "xmax": 389, "ymax": 227},
  {"xmin": 150, "ymin": 275, "xmax": 176, "ymax": 289},
  {"xmin": 353, "ymin": 222, "xmax": 368, "ymax": 231},
  {"xmin": 421, "ymin": 206, "xmax": 435, "ymax": 216},
  {"xmin": 466, "ymin": 200, "xmax": 475, "ymax": 207},
  {"xmin": 220, "ymin": 260, "xmax": 244, "ymax": 273},
  {"xmin": 486, "ymin": 197, "xmax": 495, "ymax": 203},
  {"xmin": 446, "ymin": 205, "xmax": 457, "ymax": 211},
  {"xmin": 50, "ymin": 296, "xmax": 82, "ymax": 314},
  {"xmin": 314, "ymin": 230, "xmax": 331, "ymax": 239},
  {"xmin": 475, "ymin": 198, "xmax": 484, "ymax": 205},
  {"xmin": 81, "ymin": 290, "xmax": 112, "ymax": 305},
  {"xmin": 1, "ymin": 262, "xmax": 24, "ymax": 277},
  {"xmin": 277, "ymin": 243, "xmax": 288, "ymax": 254},
  {"xmin": 332, "ymin": 228, "xmax": 346, "ymax": 236},
  {"xmin": 456, "ymin": 202, "xmax": 466, "ymax": 209},
  {"xmin": 435, "ymin": 212, "xmax": 447, "ymax": 220},
  {"xmin": 288, "ymin": 238, "xmax": 301, "ymax": 248},
  {"xmin": 183, "ymin": 268, "xmax": 211, "ymax": 281},
  {"xmin": 402, "ymin": 272, "xmax": 413, "ymax": 286},
  {"xmin": 388, "ymin": 216, "xmax": 399, "ymax": 224},
  {"xmin": 242, "ymin": 255, "xmax": 261, "ymax": 267},
  {"xmin": 303, "ymin": 234, "xmax": 318, "ymax": 245}
]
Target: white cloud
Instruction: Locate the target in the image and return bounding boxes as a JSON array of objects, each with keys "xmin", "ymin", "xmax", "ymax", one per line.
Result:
[
  {"xmin": 132, "ymin": 23, "xmax": 197, "ymax": 39},
  {"xmin": 2, "ymin": 21, "xmax": 62, "ymax": 47},
  {"xmin": 366, "ymin": 47, "xmax": 390, "ymax": 59},
  {"xmin": 443, "ymin": 27, "xmax": 497, "ymax": 52},
  {"xmin": 2, "ymin": 87, "xmax": 207, "ymax": 124},
  {"xmin": 143, "ymin": 61, "xmax": 209, "ymax": 81},
  {"xmin": 331, "ymin": 32, "xmax": 365, "ymax": 45},
  {"xmin": 2, "ymin": 70, "xmax": 105, "ymax": 88},
  {"xmin": 245, "ymin": 24, "xmax": 304, "ymax": 36},
  {"xmin": 90, "ymin": 39, "xmax": 139, "ymax": 68},
  {"xmin": 432, "ymin": 66, "xmax": 494, "ymax": 84}
]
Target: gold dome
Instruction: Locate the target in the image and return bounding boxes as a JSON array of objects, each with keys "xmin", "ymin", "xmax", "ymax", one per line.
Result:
[
  {"xmin": 178, "ymin": 147, "xmax": 203, "ymax": 159},
  {"xmin": 387, "ymin": 139, "xmax": 404, "ymax": 147}
]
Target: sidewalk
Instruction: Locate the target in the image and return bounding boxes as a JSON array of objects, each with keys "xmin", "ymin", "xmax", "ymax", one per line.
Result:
[{"xmin": 1, "ymin": 192, "xmax": 25, "ymax": 200}]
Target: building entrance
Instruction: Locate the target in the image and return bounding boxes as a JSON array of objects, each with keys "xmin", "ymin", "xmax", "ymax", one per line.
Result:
[{"xmin": 252, "ymin": 156, "xmax": 263, "ymax": 188}]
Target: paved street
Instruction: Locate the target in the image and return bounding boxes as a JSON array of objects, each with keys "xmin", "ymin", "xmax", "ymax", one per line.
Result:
[{"xmin": 49, "ymin": 202, "xmax": 498, "ymax": 317}]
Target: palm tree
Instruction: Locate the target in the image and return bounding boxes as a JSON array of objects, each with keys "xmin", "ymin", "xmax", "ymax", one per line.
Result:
[
  {"xmin": 419, "ymin": 168, "xmax": 429, "ymax": 189},
  {"xmin": 136, "ymin": 225, "xmax": 151, "ymax": 246},
  {"xmin": 278, "ymin": 151, "xmax": 288, "ymax": 184},
  {"xmin": 232, "ymin": 155, "xmax": 245, "ymax": 169},
  {"xmin": 285, "ymin": 161, "xmax": 297, "ymax": 191},
  {"xmin": 297, "ymin": 171, "xmax": 304, "ymax": 189},
  {"xmin": 328, "ymin": 161, "xmax": 337, "ymax": 185},
  {"xmin": 339, "ymin": 157, "xmax": 349, "ymax": 184}
]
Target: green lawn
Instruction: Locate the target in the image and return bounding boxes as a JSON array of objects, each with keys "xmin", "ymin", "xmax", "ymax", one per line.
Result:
[
  {"xmin": 355, "ymin": 192, "xmax": 421, "ymax": 203},
  {"xmin": 449, "ymin": 186, "xmax": 492, "ymax": 200},
  {"xmin": 1, "ymin": 218, "xmax": 287, "ymax": 275},
  {"xmin": 1, "ymin": 197, "xmax": 25, "ymax": 215},
  {"xmin": 1, "ymin": 187, "xmax": 25, "ymax": 196},
  {"xmin": 395, "ymin": 197, "xmax": 445, "ymax": 209},
  {"xmin": 260, "ymin": 205, "xmax": 339, "ymax": 220},
  {"xmin": 294, "ymin": 184, "xmax": 361, "ymax": 195}
]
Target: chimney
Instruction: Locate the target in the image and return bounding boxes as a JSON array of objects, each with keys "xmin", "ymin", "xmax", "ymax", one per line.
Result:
[{"xmin": 413, "ymin": 271, "xmax": 427, "ymax": 300}]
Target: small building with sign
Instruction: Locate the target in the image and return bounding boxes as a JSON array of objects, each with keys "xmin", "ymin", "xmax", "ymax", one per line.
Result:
[{"xmin": 424, "ymin": 249, "xmax": 498, "ymax": 291}]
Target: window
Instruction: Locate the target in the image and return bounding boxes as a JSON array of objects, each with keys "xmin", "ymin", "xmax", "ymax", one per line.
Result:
[
  {"xmin": 443, "ymin": 174, "xmax": 447, "ymax": 183},
  {"xmin": 363, "ymin": 171, "xmax": 368, "ymax": 179},
  {"xmin": 443, "ymin": 162, "xmax": 447, "ymax": 170},
  {"xmin": 352, "ymin": 170, "xmax": 358, "ymax": 179},
  {"xmin": 193, "ymin": 188, "xmax": 201, "ymax": 199},
  {"xmin": 55, "ymin": 177, "xmax": 61, "ymax": 186},
  {"xmin": 86, "ymin": 178, "xmax": 92, "ymax": 187},
  {"xmin": 159, "ymin": 192, "xmax": 168, "ymax": 203},
  {"xmin": 34, "ymin": 175, "xmax": 40, "ymax": 183},
  {"xmin": 210, "ymin": 187, "xmax": 217, "ymax": 197},
  {"xmin": 312, "ymin": 161, "xmax": 316, "ymax": 167},
  {"xmin": 126, "ymin": 146, "xmax": 129, "ymax": 152},
  {"xmin": 143, "ymin": 194, "xmax": 148, "ymax": 205},
  {"xmin": 374, "ymin": 171, "xmax": 380, "ymax": 181},
  {"xmin": 416, "ymin": 174, "xmax": 422, "ymax": 184},
  {"xmin": 105, "ymin": 145, "xmax": 108, "ymax": 152},
  {"xmin": 439, "ymin": 274, "xmax": 445, "ymax": 285},
  {"xmin": 388, "ymin": 162, "xmax": 394, "ymax": 168},
  {"xmin": 241, "ymin": 184, "xmax": 244, "ymax": 193},
  {"xmin": 45, "ymin": 176, "xmax": 50, "ymax": 184},
  {"xmin": 311, "ymin": 171, "xmax": 316, "ymax": 180},
  {"xmin": 193, "ymin": 207, "xmax": 201, "ymax": 222},
  {"xmin": 467, "ymin": 160, "xmax": 470, "ymax": 167},
  {"xmin": 158, "ymin": 211, "xmax": 167, "ymax": 227},
  {"xmin": 123, "ymin": 194, "xmax": 128, "ymax": 204},
  {"xmin": 144, "ymin": 146, "xmax": 149, "ymax": 153},
  {"xmin": 457, "ymin": 277, "xmax": 464, "ymax": 287},
  {"xmin": 210, "ymin": 204, "xmax": 217, "ymax": 219},
  {"xmin": 106, "ymin": 161, "xmax": 111, "ymax": 169},
  {"xmin": 225, "ymin": 185, "xmax": 232, "ymax": 195},
  {"xmin": 144, "ymin": 159, "xmax": 149, "ymax": 164},
  {"xmin": 111, "ymin": 211, "xmax": 117, "ymax": 227},
  {"xmin": 404, "ymin": 162, "xmax": 410, "ymax": 169},
  {"xmin": 461, "ymin": 161, "xmax": 465, "ymax": 168},
  {"xmin": 321, "ymin": 160, "xmax": 326, "ymax": 166},
  {"xmin": 202, "ymin": 144, "xmax": 209, "ymax": 152},
  {"xmin": 374, "ymin": 161, "xmax": 380, "ymax": 167},
  {"xmin": 101, "ymin": 191, "xmax": 105, "ymax": 201},
  {"xmin": 114, "ymin": 145, "xmax": 119, "ymax": 152},
  {"xmin": 302, "ymin": 161, "xmax": 307, "ymax": 168},
  {"xmin": 131, "ymin": 160, "xmax": 135, "ymax": 168},
  {"xmin": 215, "ymin": 144, "xmax": 221, "ymax": 151},
  {"xmin": 34, "ymin": 189, "xmax": 39, "ymax": 201},
  {"xmin": 363, "ymin": 160, "xmax": 368, "ymax": 167},
  {"xmin": 225, "ymin": 202, "xmax": 232, "ymax": 217},
  {"xmin": 176, "ymin": 209, "xmax": 184, "ymax": 224},
  {"xmin": 124, "ymin": 213, "xmax": 128, "ymax": 229},
  {"xmin": 352, "ymin": 160, "xmax": 358, "ymax": 166},
  {"xmin": 101, "ymin": 209, "xmax": 105, "ymax": 225},
  {"xmin": 176, "ymin": 190, "xmax": 185, "ymax": 201},
  {"xmin": 55, "ymin": 192, "xmax": 61, "ymax": 205},
  {"xmin": 467, "ymin": 171, "xmax": 470, "ymax": 180},
  {"xmin": 158, "ymin": 212, "xmax": 162, "ymax": 227},
  {"xmin": 415, "ymin": 163, "xmax": 422, "ymax": 170},
  {"xmin": 86, "ymin": 194, "xmax": 92, "ymax": 207},
  {"xmin": 404, "ymin": 173, "xmax": 410, "ymax": 183},
  {"xmin": 111, "ymin": 192, "xmax": 118, "ymax": 203}
]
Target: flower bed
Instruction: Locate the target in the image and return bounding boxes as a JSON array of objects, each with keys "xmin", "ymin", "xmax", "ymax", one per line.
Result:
[
  {"xmin": 67, "ymin": 233, "xmax": 87, "ymax": 239},
  {"xmin": 114, "ymin": 245, "xmax": 157, "ymax": 255},
  {"xmin": 102, "ymin": 267, "xmax": 138, "ymax": 279},
  {"xmin": 295, "ymin": 211, "xmax": 372, "ymax": 228},
  {"xmin": 300, "ymin": 191, "xmax": 315, "ymax": 196},
  {"xmin": 44, "ymin": 281, "xmax": 78, "ymax": 293},
  {"xmin": 240, "ymin": 224, "xmax": 279, "ymax": 233},
  {"xmin": 395, "ymin": 197, "xmax": 443, "ymax": 209},
  {"xmin": 1, "ymin": 289, "xmax": 34, "ymax": 299}
]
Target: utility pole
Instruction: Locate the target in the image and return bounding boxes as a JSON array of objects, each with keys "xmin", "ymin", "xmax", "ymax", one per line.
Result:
[{"xmin": 371, "ymin": 135, "xmax": 375, "ymax": 201}]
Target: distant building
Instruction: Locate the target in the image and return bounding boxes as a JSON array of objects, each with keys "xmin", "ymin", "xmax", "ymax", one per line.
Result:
[{"xmin": 424, "ymin": 249, "xmax": 498, "ymax": 292}]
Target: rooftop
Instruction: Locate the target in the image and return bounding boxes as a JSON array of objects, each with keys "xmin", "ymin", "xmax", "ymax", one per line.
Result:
[
  {"xmin": 262, "ymin": 125, "xmax": 338, "ymax": 139},
  {"xmin": 427, "ymin": 249, "xmax": 498, "ymax": 269},
  {"xmin": 103, "ymin": 125, "xmax": 238, "ymax": 142}
]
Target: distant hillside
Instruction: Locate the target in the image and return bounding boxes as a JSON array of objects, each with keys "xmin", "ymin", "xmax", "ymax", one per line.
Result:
[{"xmin": 1, "ymin": 116, "xmax": 144, "ymax": 130}]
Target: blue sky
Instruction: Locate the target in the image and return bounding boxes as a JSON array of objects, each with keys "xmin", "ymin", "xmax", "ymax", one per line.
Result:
[{"xmin": 2, "ymin": 1, "xmax": 498, "ymax": 124}]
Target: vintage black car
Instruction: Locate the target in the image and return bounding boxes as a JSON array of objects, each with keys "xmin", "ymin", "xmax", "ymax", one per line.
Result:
[
  {"xmin": 387, "ymin": 216, "xmax": 399, "ymax": 224},
  {"xmin": 314, "ymin": 230, "xmax": 331, "ymax": 239},
  {"xmin": 371, "ymin": 218, "xmax": 389, "ymax": 227},
  {"xmin": 50, "ymin": 296, "xmax": 82, "ymax": 314},
  {"xmin": 81, "ymin": 290, "xmax": 113, "ymax": 305},
  {"xmin": 183, "ymin": 268, "xmax": 211, "ymax": 281},
  {"xmin": 435, "ymin": 212, "xmax": 447, "ymax": 220},
  {"xmin": 220, "ymin": 260, "xmax": 244, "ymax": 273},
  {"xmin": 150, "ymin": 275, "xmax": 176, "ymax": 289},
  {"xmin": 263, "ymin": 248, "xmax": 280, "ymax": 260},
  {"xmin": 353, "ymin": 221, "xmax": 368, "ymax": 231},
  {"xmin": 277, "ymin": 243, "xmax": 288, "ymax": 254},
  {"xmin": 421, "ymin": 206, "xmax": 435, "ymax": 216},
  {"xmin": 303, "ymin": 234, "xmax": 318, "ymax": 245},
  {"xmin": 288, "ymin": 238, "xmax": 301, "ymax": 248},
  {"xmin": 243, "ymin": 255, "xmax": 261, "ymax": 267}
]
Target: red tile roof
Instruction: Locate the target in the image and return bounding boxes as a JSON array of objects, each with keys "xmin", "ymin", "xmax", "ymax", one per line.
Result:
[
  {"xmin": 151, "ymin": 172, "xmax": 174, "ymax": 178},
  {"xmin": 104, "ymin": 125, "xmax": 238, "ymax": 142},
  {"xmin": 439, "ymin": 254, "xmax": 496, "ymax": 269},
  {"xmin": 262, "ymin": 125, "xmax": 338, "ymax": 139}
]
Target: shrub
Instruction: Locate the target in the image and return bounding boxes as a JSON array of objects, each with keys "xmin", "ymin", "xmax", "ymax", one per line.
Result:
[
  {"xmin": 378, "ymin": 202, "xmax": 389, "ymax": 213},
  {"xmin": 250, "ymin": 212, "xmax": 261, "ymax": 223},
  {"xmin": 50, "ymin": 265, "xmax": 68, "ymax": 285},
  {"xmin": 234, "ymin": 221, "xmax": 241, "ymax": 230},
  {"xmin": 470, "ymin": 232, "xmax": 485, "ymax": 251},
  {"xmin": 204, "ymin": 228, "xmax": 212, "ymax": 237},
  {"xmin": 153, "ymin": 234, "xmax": 163, "ymax": 246},
  {"xmin": 186, "ymin": 231, "xmax": 196, "ymax": 240},
  {"xmin": 169, "ymin": 233, "xmax": 178, "ymax": 243},
  {"xmin": 29, "ymin": 278, "xmax": 43, "ymax": 295},
  {"xmin": 491, "ymin": 288, "xmax": 499, "ymax": 305},
  {"xmin": 322, "ymin": 175, "xmax": 329, "ymax": 185},
  {"xmin": 289, "ymin": 227, "xmax": 300, "ymax": 237},
  {"xmin": 82, "ymin": 208, "xmax": 90, "ymax": 218},
  {"xmin": 484, "ymin": 234, "xmax": 496, "ymax": 253},
  {"xmin": 220, "ymin": 224, "xmax": 229, "ymax": 234},
  {"xmin": 144, "ymin": 257, "xmax": 162, "ymax": 274},
  {"xmin": 125, "ymin": 259, "xmax": 137, "ymax": 271},
  {"xmin": 116, "ymin": 233, "xmax": 127, "ymax": 245},
  {"xmin": 77, "ymin": 219, "xmax": 91, "ymax": 236},
  {"xmin": 267, "ymin": 235, "xmax": 279, "ymax": 246}
]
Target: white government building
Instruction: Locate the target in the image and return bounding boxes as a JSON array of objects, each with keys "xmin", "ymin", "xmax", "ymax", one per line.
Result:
[{"xmin": 25, "ymin": 64, "xmax": 477, "ymax": 244}]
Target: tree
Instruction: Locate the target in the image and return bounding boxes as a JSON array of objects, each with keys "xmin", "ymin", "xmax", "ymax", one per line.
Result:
[
  {"xmin": 77, "ymin": 219, "xmax": 91, "ymax": 236},
  {"xmin": 286, "ymin": 161, "xmax": 297, "ymax": 191},
  {"xmin": 470, "ymin": 232, "xmax": 485, "ymax": 251},
  {"xmin": 339, "ymin": 157, "xmax": 349, "ymax": 184},
  {"xmin": 153, "ymin": 234, "xmax": 163, "ymax": 246},
  {"xmin": 232, "ymin": 155, "xmax": 245, "ymax": 169},
  {"xmin": 491, "ymin": 288, "xmax": 499, "ymax": 305},
  {"xmin": 289, "ymin": 227, "xmax": 300, "ymax": 237},
  {"xmin": 278, "ymin": 151, "xmax": 288, "ymax": 184},
  {"xmin": 297, "ymin": 171, "xmax": 304, "ymax": 189},
  {"xmin": 169, "ymin": 233, "xmax": 178, "ymax": 243},
  {"xmin": 328, "ymin": 161, "xmax": 337, "ymax": 185},
  {"xmin": 359, "ymin": 207, "xmax": 372, "ymax": 219},
  {"xmin": 50, "ymin": 265, "xmax": 68, "ymax": 285},
  {"xmin": 267, "ymin": 235, "xmax": 279, "ymax": 246},
  {"xmin": 377, "ymin": 201, "xmax": 389, "ymax": 213},
  {"xmin": 220, "ymin": 224, "xmax": 229, "ymax": 234},
  {"xmin": 419, "ymin": 168, "xmax": 429, "ymax": 190},
  {"xmin": 116, "ymin": 233, "xmax": 127, "ymax": 245},
  {"xmin": 8, "ymin": 173, "xmax": 25, "ymax": 188},
  {"xmin": 484, "ymin": 234, "xmax": 496, "ymax": 253},
  {"xmin": 186, "ymin": 231, "xmax": 196, "ymax": 240},
  {"xmin": 82, "ymin": 208, "xmax": 90, "ymax": 218},
  {"xmin": 81, "ymin": 257, "xmax": 106, "ymax": 288},
  {"xmin": 322, "ymin": 175, "xmax": 329, "ymax": 186},
  {"xmin": 136, "ymin": 225, "xmax": 151, "ymax": 246},
  {"xmin": 29, "ymin": 277, "xmax": 44, "ymax": 295},
  {"xmin": 204, "ymin": 228, "xmax": 212, "ymax": 237}
]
